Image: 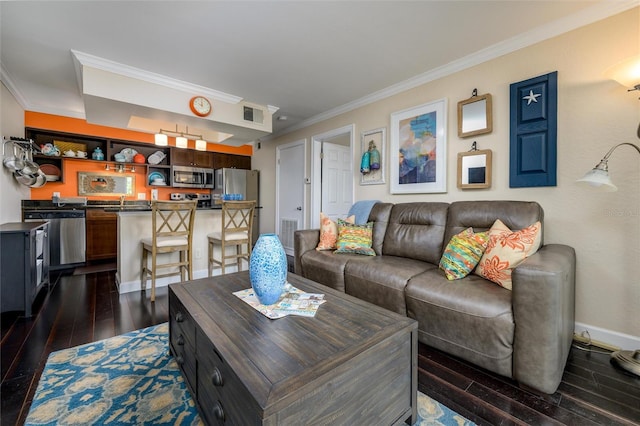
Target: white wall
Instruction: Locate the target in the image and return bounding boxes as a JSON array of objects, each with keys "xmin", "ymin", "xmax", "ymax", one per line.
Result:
[
  {"xmin": 253, "ymin": 9, "xmax": 640, "ymax": 347},
  {"xmin": 0, "ymin": 82, "xmax": 28, "ymax": 224}
]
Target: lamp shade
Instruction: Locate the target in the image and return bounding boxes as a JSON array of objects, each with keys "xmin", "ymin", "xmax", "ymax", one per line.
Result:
[
  {"xmin": 576, "ymin": 166, "xmax": 618, "ymax": 192},
  {"xmin": 175, "ymin": 136, "xmax": 188, "ymax": 149},
  {"xmin": 605, "ymin": 55, "xmax": 640, "ymax": 89},
  {"xmin": 155, "ymin": 133, "xmax": 168, "ymax": 146},
  {"xmin": 195, "ymin": 139, "xmax": 207, "ymax": 151}
]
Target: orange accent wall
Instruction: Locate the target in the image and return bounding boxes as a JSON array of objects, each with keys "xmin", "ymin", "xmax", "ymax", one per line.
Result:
[{"xmin": 26, "ymin": 112, "xmax": 252, "ymax": 201}]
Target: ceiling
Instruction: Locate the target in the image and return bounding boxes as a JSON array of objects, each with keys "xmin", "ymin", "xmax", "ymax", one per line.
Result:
[{"xmin": 1, "ymin": 1, "xmax": 635, "ymax": 143}]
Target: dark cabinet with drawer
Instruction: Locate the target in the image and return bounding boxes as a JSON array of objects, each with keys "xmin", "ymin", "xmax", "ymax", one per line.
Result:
[{"xmin": 0, "ymin": 222, "xmax": 49, "ymax": 317}]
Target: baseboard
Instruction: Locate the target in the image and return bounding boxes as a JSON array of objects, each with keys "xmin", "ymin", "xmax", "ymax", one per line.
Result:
[
  {"xmin": 116, "ymin": 267, "xmax": 237, "ymax": 294},
  {"xmin": 574, "ymin": 321, "xmax": 640, "ymax": 351}
]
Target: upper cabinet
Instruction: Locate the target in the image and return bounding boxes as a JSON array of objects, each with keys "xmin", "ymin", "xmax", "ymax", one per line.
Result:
[
  {"xmin": 213, "ymin": 152, "xmax": 251, "ymax": 170},
  {"xmin": 171, "ymin": 149, "xmax": 213, "ymax": 168}
]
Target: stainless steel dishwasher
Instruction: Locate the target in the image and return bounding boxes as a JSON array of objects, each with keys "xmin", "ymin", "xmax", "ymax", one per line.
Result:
[{"xmin": 23, "ymin": 209, "xmax": 86, "ymax": 270}]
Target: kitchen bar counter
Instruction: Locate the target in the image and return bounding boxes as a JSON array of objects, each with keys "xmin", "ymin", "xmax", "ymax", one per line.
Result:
[
  {"xmin": 22, "ymin": 199, "xmax": 222, "ymax": 211},
  {"xmin": 116, "ymin": 208, "xmax": 224, "ymax": 295}
]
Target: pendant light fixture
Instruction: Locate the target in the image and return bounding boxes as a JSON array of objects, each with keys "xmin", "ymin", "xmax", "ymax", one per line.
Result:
[
  {"xmin": 154, "ymin": 133, "xmax": 168, "ymax": 146},
  {"xmin": 155, "ymin": 125, "xmax": 204, "ymax": 149}
]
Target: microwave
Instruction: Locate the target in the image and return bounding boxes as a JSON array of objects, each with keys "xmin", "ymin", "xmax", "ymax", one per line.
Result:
[{"xmin": 170, "ymin": 165, "xmax": 214, "ymax": 189}]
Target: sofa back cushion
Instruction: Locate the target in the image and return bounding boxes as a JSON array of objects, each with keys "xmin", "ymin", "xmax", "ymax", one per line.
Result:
[
  {"xmin": 382, "ymin": 202, "xmax": 449, "ymax": 264},
  {"xmin": 368, "ymin": 202, "xmax": 393, "ymax": 254},
  {"xmin": 445, "ymin": 201, "xmax": 544, "ymax": 251}
]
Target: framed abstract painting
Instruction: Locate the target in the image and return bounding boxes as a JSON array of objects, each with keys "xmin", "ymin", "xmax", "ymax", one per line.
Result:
[{"xmin": 390, "ymin": 98, "xmax": 447, "ymax": 194}]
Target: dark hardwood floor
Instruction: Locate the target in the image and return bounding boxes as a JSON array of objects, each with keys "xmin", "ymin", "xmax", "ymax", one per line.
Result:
[{"xmin": 1, "ymin": 267, "xmax": 639, "ymax": 425}]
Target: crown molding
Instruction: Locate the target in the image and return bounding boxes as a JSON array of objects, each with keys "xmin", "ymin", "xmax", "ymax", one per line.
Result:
[
  {"xmin": 272, "ymin": 0, "xmax": 639, "ymax": 140},
  {"xmin": 71, "ymin": 50, "xmax": 244, "ymax": 105},
  {"xmin": 0, "ymin": 62, "xmax": 29, "ymax": 109}
]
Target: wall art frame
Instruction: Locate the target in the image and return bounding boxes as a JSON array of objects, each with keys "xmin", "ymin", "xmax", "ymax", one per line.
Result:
[
  {"xmin": 457, "ymin": 149, "xmax": 492, "ymax": 189},
  {"xmin": 390, "ymin": 98, "xmax": 447, "ymax": 194},
  {"xmin": 360, "ymin": 127, "xmax": 386, "ymax": 185}
]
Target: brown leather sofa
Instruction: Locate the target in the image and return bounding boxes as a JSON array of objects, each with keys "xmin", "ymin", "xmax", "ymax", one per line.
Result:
[{"xmin": 294, "ymin": 201, "xmax": 576, "ymax": 394}]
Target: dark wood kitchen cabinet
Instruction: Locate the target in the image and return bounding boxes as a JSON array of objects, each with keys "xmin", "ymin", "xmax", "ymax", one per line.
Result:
[
  {"xmin": 86, "ymin": 209, "xmax": 117, "ymax": 261},
  {"xmin": 0, "ymin": 222, "xmax": 49, "ymax": 317},
  {"xmin": 171, "ymin": 149, "xmax": 214, "ymax": 168},
  {"xmin": 213, "ymin": 152, "xmax": 251, "ymax": 170}
]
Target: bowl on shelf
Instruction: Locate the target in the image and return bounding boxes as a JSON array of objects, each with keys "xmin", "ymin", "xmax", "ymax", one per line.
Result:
[
  {"xmin": 148, "ymin": 171, "xmax": 165, "ymax": 185},
  {"xmin": 39, "ymin": 164, "xmax": 61, "ymax": 181}
]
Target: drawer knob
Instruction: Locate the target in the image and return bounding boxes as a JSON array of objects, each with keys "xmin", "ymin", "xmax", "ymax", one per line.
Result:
[
  {"xmin": 175, "ymin": 312, "xmax": 184, "ymax": 322},
  {"xmin": 211, "ymin": 367, "xmax": 224, "ymax": 387},
  {"xmin": 177, "ymin": 335, "xmax": 185, "ymax": 346},
  {"xmin": 213, "ymin": 401, "xmax": 225, "ymax": 422},
  {"xmin": 176, "ymin": 355, "xmax": 184, "ymax": 365}
]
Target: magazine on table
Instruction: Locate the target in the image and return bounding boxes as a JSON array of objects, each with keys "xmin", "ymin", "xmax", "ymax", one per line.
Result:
[{"xmin": 233, "ymin": 283, "xmax": 325, "ymax": 319}]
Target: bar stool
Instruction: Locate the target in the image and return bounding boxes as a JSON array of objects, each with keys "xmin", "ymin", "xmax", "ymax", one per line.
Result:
[
  {"xmin": 141, "ymin": 200, "xmax": 197, "ymax": 302},
  {"xmin": 208, "ymin": 200, "xmax": 256, "ymax": 276}
]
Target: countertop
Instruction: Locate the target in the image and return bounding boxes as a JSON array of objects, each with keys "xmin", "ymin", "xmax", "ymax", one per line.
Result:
[{"xmin": 22, "ymin": 200, "xmax": 222, "ymax": 212}]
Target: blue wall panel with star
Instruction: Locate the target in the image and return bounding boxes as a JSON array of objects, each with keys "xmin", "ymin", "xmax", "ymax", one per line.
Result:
[{"xmin": 509, "ymin": 71, "xmax": 557, "ymax": 187}]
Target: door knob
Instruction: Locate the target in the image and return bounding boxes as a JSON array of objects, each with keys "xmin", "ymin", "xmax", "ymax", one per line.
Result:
[{"xmin": 296, "ymin": 206, "xmax": 302, "ymax": 211}]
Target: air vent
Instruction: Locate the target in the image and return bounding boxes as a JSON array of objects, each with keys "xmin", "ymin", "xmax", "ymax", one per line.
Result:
[
  {"xmin": 243, "ymin": 106, "xmax": 264, "ymax": 124},
  {"xmin": 279, "ymin": 218, "xmax": 298, "ymax": 252}
]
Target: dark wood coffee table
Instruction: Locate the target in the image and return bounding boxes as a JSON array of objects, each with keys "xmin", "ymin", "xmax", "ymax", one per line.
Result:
[{"xmin": 169, "ymin": 271, "xmax": 417, "ymax": 425}]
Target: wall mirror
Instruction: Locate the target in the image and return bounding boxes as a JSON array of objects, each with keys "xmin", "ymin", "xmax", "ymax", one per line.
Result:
[
  {"xmin": 457, "ymin": 93, "xmax": 493, "ymax": 138},
  {"xmin": 457, "ymin": 149, "xmax": 492, "ymax": 189},
  {"xmin": 78, "ymin": 172, "xmax": 135, "ymax": 196}
]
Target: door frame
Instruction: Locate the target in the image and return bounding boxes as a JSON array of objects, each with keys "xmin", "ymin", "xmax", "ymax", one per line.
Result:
[
  {"xmin": 310, "ymin": 124, "xmax": 355, "ymax": 228},
  {"xmin": 276, "ymin": 138, "xmax": 307, "ymax": 239}
]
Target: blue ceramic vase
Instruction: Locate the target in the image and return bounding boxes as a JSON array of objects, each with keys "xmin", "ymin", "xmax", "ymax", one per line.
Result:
[{"xmin": 249, "ymin": 234, "xmax": 287, "ymax": 305}]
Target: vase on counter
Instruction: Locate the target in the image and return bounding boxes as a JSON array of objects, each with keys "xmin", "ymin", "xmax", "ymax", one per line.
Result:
[{"xmin": 249, "ymin": 234, "xmax": 287, "ymax": 305}]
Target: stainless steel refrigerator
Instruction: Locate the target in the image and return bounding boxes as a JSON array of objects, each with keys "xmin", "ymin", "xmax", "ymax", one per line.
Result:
[{"xmin": 213, "ymin": 168, "xmax": 260, "ymax": 244}]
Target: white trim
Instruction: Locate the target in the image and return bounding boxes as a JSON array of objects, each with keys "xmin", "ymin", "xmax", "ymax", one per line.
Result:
[
  {"xmin": 270, "ymin": 0, "xmax": 638, "ymax": 139},
  {"xmin": 71, "ymin": 50, "xmax": 244, "ymax": 104},
  {"xmin": 575, "ymin": 321, "xmax": 640, "ymax": 351},
  {"xmin": 116, "ymin": 267, "xmax": 233, "ymax": 294},
  {"xmin": 310, "ymin": 124, "xmax": 355, "ymax": 229}
]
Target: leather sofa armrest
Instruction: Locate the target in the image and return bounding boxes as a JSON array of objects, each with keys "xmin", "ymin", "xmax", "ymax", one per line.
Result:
[
  {"xmin": 511, "ymin": 243, "xmax": 576, "ymax": 394},
  {"xmin": 294, "ymin": 229, "xmax": 320, "ymax": 275}
]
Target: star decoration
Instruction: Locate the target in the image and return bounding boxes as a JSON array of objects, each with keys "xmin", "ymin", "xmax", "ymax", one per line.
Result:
[{"xmin": 523, "ymin": 90, "xmax": 541, "ymax": 105}]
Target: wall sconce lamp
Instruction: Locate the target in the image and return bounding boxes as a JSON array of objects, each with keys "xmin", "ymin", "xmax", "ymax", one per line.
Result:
[
  {"xmin": 155, "ymin": 125, "xmax": 206, "ymax": 150},
  {"xmin": 104, "ymin": 163, "xmax": 135, "ymax": 173},
  {"xmin": 576, "ymin": 55, "xmax": 640, "ymax": 376}
]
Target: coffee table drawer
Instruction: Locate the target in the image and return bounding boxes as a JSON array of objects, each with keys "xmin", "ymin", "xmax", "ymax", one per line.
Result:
[
  {"xmin": 172, "ymin": 341, "xmax": 197, "ymax": 397},
  {"xmin": 197, "ymin": 329, "xmax": 259, "ymax": 425},
  {"xmin": 169, "ymin": 291, "xmax": 196, "ymax": 349}
]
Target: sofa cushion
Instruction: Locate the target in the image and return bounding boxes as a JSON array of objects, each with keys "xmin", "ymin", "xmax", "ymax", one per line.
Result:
[
  {"xmin": 382, "ymin": 202, "xmax": 449, "ymax": 264},
  {"xmin": 444, "ymin": 201, "xmax": 544, "ymax": 248},
  {"xmin": 405, "ymin": 269, "xmax": 514, "ymax": 378},
  {"xmin": 298, "ymin": 250, "xmax": 358, "ymax": 292},
  {"xmin": 475, "ymin": 219, "xmax": 542, "ymax": 290},
  {"xmin": 344, "ymin": 256, "xmax": 436, "ymax": 315},
  {"xmin": 335, "ymin": 219, "xmax": 375, "ymax": 256},
  {"xmin": 439, "ymin": 227, "xmax": 489, "ymax": 280},
  {"xmin": 316, "ymin": 212, "xmax": 355, "ymax": 251}
]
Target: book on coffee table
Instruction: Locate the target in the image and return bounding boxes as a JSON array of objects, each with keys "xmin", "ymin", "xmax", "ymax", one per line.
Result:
[{"xmin": 233, "ymin": 283, "xmax": 325, "ymax": 319}]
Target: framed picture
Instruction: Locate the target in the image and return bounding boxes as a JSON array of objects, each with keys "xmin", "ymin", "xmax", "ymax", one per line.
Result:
[
  {"xmin": 360, "ymin": 127, "xmax": 386, "ymax": 185},
  {"xmin": 78, "ymin": 172, "xmax": 135, "ymax": 196},
  {"xmin": 457, "ymin": 149, "xmax": 492, "ymax": 189},
  {"xmin": 390, "ymin": 98, "xmax": 447, "ymax": 194}
]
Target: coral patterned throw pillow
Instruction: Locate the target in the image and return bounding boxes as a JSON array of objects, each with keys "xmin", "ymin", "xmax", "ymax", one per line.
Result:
[
  {"xmin": 474, "ymin": 219, "xmax": 542, "ymax": 290},
  {"xmin": 316, "ymin": 213, "xmax": 355, "ymax": 250}
]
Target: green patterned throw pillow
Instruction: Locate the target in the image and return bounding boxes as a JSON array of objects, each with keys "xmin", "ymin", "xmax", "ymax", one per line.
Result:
[
  {"xmin": 439, "ymin": 227, "xmax": 489, "ymax": 280},
  {"xmin": 334, "ymin": 219, "xmax": 375, "ymax": 256}
]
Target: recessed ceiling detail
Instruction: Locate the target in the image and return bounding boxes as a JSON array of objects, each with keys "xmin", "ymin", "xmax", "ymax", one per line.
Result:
[{"xmin": 72, "ymin": 50, "xmax": 276, "ymax": 146}]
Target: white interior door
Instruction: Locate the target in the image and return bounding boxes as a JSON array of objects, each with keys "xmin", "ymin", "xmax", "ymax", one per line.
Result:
[
  {"xmin": 321, "ymin": 142, "xmax": 353, "ymax": 222},
  {"xmin": 276, "ymin": 140, "xmax": 306, "ymax": 255}
]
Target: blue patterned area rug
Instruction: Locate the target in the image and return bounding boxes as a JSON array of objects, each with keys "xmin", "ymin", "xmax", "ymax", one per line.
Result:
[{"xmin": 26, "ymin": 323, "xmax": 475, "ymax": 425}]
